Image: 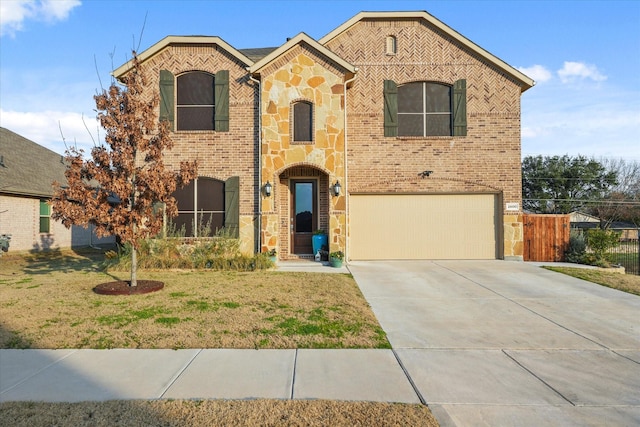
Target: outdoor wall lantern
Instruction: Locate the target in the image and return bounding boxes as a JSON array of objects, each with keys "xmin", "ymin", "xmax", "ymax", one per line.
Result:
[
  {"xmin": 332, "ymin": 180, "xmax": 341, "ymax": 197},
  {"xmin": 263, "ymin": 181, "xmax": 272, "ymax": 197}
]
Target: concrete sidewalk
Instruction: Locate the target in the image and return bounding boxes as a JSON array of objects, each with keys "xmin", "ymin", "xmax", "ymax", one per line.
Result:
[{"xmin": 0, "ymin": 348, "xmax": 419, "ymax": 403}]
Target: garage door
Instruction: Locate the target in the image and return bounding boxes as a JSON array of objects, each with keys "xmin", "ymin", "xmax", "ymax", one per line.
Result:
[{"xmin": 349, "ymin": 194, "xmax": 499, "ymax": 260}]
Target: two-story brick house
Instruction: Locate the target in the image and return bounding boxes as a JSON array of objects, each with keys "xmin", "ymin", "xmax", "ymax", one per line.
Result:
[{"xmin": 113, "ymin": 11, "xmax": 534, "ymax": 261}]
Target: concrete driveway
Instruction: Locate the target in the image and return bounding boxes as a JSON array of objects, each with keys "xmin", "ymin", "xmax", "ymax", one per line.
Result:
[{"xmin": 348, "ymin": 260, "xmax": 640, "ymax": 427}]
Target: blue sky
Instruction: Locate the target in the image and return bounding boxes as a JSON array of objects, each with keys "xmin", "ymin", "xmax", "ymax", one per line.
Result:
[{"xmin": 1, "ymin": 0, "xmax": 639, "ymax": 160}]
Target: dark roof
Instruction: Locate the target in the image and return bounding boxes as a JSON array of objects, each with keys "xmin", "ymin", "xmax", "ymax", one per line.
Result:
[
  {"xmin": 572, "ymin": 221, "xmax": 638, "ymax": 230},
  {"xmin": 0, "ymin": 127, "xmax": 67, "ymax": 198},
  {"xmin": 238, "ymin": 47, "xmax": 278, "ymax": 62}
]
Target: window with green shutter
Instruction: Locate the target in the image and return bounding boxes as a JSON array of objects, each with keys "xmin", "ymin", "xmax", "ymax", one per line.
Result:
[
  {"xmin": 170, "ymin": 70, "xmax": 230, "ymax": 131},
  {"xmin": 39, "ymin": 199, "xmax": 51, "ymax": 233},
  {"xmin": 385, "ymin": 79, "xmax": 467, "ymax": 137}
]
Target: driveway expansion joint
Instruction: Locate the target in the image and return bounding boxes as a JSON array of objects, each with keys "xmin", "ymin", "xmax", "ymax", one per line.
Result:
[{"xmin": 159, "ymin": 349, "xmax": 202, "ymax": 399}]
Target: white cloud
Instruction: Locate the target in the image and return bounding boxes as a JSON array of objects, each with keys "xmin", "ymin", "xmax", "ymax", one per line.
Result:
[
  {"xmin": 0, "ymin": 0, "xmax": 81, "ymax": 37},
  {"xmin": 517, "ymin": 65, "xmax": 553, "ymax": 83},
  {"xmin": 557, "ymin": 61, "xmax": 607, "ymax": 84},
  {"xmin": 0, "ymin": 109, "xmax": 99, "ymax": 155}
]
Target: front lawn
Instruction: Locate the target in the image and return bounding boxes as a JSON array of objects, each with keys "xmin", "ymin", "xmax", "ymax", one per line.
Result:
[
  {"xmin": 0, "ymin": 249, "xmax": 389, "ymax": 349},
  {"xmin": 543, "ymin": 266, "xmax": 640, "ymax": 296}
]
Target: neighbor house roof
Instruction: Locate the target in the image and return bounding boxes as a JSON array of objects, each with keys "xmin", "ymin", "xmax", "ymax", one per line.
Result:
[
  {"xmin": 112, "ymin": 36, "xmax": 255, "ymax": 78},
  {"xmin": 319, "ymin": 11, "xmax": 535, "ymax": 92},
  {"xmin": 0, "ymin": 127, "xmax": 67, "ymax": 198}
]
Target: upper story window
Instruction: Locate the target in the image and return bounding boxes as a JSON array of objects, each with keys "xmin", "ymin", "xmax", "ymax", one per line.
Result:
[
  {"xmin": 386, "ymin": 35, "xmax": 397, "ymax": 55},
  {"xmin": 398, "ymin": 82, "xmax": 452, "ymax": 137},
  {"xmin": 383, "ymin": 79, "xmax": 467, "ymax": 137},
  {"xmin": 177, "ymin": 71, "xmax": 215, "ymax": 131},
  {"xmin": 293, "ymin": 101, "xmax": 313, "ymax": 142},
  {"xmin": 159, "ymin": 69, "xmax": 229, "ymax": 132}
]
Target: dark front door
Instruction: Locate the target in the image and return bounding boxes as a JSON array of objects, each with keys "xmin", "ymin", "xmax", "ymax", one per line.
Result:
[{"xmin": 291, "ymin": 180, "xmax": 317, "ymax": 254}]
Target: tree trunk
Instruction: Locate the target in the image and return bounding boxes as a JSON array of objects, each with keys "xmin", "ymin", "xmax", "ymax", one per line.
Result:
[{"xmin": 130, "ymin": 247, "xmax": 137, "ymax": 287}]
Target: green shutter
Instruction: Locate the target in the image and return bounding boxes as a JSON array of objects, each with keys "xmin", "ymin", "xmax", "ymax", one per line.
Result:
[
  {"xmin": 224, "ymin": 176, "xmax": 239, "ymax": 238},
  {"xmin": 383, "ymin": 80, "xmax": 398, "ymax": 137},
  {"xmin": 215, "ymin": 70, "xmax": 230, "ymax": 132},
  {"xmin": 159, "ymin": 70, "xmax": 175, "ymax": 129},
  {"xmin": 453, "ymin": 79, "xmax": 467, "ymax": 136}
]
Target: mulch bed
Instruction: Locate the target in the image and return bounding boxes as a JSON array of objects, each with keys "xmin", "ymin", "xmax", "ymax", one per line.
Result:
[{"xmin": 93, "ymin": 280, "xmax": 164, "ymax": 295}]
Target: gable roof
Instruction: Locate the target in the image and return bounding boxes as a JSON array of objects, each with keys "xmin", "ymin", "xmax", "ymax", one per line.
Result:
[
  {"xmin": 248, "ymin": 32, "xmax": 357, "ymax": 77},
  {"xmin": 319, "ymin": 11, "xmax": 535, "ymax": 92},
  {"xmin": 112, "ymin": 35, "xmax": 255, "ymax": 78},
  {"xmin": 0, "ymin": 127, "xmax": 67, "ymax": 198}
]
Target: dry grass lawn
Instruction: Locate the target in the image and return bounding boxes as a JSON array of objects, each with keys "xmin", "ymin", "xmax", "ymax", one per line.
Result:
[
  {"xmin": 544, "ymin": 266, "xmax": 640, "ymax": 296},
  {"xmin": 0, "ymin": 249, "xmax": 389, "ymax": 349},
  {"xmin": 0, "ymin": 400, "xmax": 439, "ymax": 426}
]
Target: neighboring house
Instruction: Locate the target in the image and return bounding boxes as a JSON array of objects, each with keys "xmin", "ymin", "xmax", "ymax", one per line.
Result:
[
  {"xmin": 0, "ymin": 127, "xmax": 115, "ymax": 252},
  {"xmin": 570, "ymin": 211, "xmax": 639, "ymax": 240},
  {"xmin": 113, "ymin": 11, "xmax": 534, "ymax": 261}
]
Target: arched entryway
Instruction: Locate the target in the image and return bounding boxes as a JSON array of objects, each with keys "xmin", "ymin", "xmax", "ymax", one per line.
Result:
[{"xmin": 278, "ymin": 166, "xmax": 330, "ymax": 260}]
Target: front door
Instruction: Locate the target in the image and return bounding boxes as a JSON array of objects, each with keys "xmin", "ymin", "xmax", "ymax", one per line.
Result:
[{"xmin": 291, "ymin": 180, "xmax": 317, "ymax": 255}]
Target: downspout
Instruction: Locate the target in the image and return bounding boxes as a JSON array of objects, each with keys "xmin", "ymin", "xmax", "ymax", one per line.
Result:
[
  {"xmin": 248, "ymin": 71, "xmax": 262, "ymax": 253},
  {"xmin": 343, "ymin": 69, "xmax": 358, "ymax": 262}
]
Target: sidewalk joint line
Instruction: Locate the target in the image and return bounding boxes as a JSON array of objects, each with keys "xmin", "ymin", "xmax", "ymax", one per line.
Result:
[
  {"xmin": 290, "ymin": 349, "xmax": 298, "ymax": 400},
  {"xmin": 391, "ymin": 349, "xmax": 427, "ymax": 406},
  {"xmin": 502, "ymin": 349, "xmax": 575, "ymax": 406},
  {"xmin": 0, "ymin": 349, "xmax": 77, "ymax": 395},
  {"xmin": 158, "ymin": 349, "xmax": 202, "ymax": 399}
]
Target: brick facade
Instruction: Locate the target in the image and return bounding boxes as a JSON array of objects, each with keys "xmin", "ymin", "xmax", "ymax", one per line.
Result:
[{"xmin": 123, "ymin": 12, "xmax": 532, "ymax": 260}]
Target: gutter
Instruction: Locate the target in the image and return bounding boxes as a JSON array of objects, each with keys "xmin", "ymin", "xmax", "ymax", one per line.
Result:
[
  {"xmin": 248, "ymin": 71, "xmax": 262, "ymax": 253},
  {"xmin": 343, "ymin": 70, "xmax": 358, "ymax": 262}
]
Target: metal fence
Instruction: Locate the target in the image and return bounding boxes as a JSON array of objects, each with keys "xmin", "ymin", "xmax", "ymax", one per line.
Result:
[{"xmin": 604, "ymin": 238, "xmax": 640, "ymax": 275}]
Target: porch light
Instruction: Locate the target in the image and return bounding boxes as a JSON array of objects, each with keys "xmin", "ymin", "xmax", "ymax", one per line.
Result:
[
  {"xmin": 263, "ymin": 181, "xmax": 272, "ymax": 197},
  {"xmin": 332, "ymin": 180, "xmax": 341, "ymax": 197}
]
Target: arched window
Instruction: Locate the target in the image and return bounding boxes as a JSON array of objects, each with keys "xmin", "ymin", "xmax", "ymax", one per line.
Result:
[
  {"xmin": 386, "ymin": 35, "xmax": 397, "ymax": 55},
  {"xmin": 293, "ymin": 101, "xmax": 313, "ymax": 142},
  {"xmin": 398, "ymin": 82, "xmax": 452, "ymax": 136},
  {"xmin": 177, "ymin": 71, "xmax": 215, "ymax": 131}
]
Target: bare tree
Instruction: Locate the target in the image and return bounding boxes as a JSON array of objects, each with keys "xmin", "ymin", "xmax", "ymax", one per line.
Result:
[
  {"xmin": 593, "ymin": 159, "xmax": 640, "ymax": 227},
  {"xmin": 52, "ymin": 53, "xmax": 197, "ymax": 286}
]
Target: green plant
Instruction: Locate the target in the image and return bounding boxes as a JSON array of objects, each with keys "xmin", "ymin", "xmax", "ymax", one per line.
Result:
[
  {"xmin": 565, "ymin": 230, "xmax": 587, "ymax": 263},
  {"xmin": 313, "ymin": 229, "xmax": 326, "ymax": 235},
  {"xmin": 329, "ymin": 251, "xmax": 344, "ymax": 260},
  {"xmin": 586, "ymin": 228, "xmax": 621, "ymax": 267}
]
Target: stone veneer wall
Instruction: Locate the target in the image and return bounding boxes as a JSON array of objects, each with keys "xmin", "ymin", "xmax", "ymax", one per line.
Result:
[
  {"xmin": 259, "ymin": 44, "xmax": 348, "ymax": 257},
  {"xmin": 324, "ymin": 18, "xmax": 525, "ymax": 259}
]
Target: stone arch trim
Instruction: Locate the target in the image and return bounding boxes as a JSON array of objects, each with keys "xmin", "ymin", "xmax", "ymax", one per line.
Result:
[{"xmin": 273, "ymin": 162, "xmax": 333, "ymax": 179}]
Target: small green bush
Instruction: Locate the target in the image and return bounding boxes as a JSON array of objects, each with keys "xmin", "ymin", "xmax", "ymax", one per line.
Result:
[
  {"xmin": 565, "ymin": 230, "xmax": 587, "ymax": 264},
  {"xmin": 585, "ymin": 228, "xmax": 621, "ymax": 267}
]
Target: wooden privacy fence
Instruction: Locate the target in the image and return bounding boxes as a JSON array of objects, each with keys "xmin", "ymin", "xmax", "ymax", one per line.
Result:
[{"xmin": 523, "ymin": 214, "xmax": 570, "ymax": 262}]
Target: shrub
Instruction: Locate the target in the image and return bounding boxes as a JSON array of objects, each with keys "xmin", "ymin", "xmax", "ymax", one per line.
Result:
[
  {"xmin": 565, "ymin": 230, "xmax": 587, "ymax": 264},
  {"xmin": 103, "ymin": 228, "xmax": 275, "ymax": 271},
  {"xmin": 585, "ymin": 228, "xmax": 621, "ymax": 267}
]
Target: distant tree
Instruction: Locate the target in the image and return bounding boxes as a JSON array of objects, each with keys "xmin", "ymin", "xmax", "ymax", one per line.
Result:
[
  {"xmin": 593, "ymin": 159, "xmax": 640, "ymax": 227},
  {"xmin": 522, "ymin": 155, "xmax": 617, "ymax": 214},
  {"xmin": 52, "ymin": 53, "xmax": 197, "ymax": 287}
]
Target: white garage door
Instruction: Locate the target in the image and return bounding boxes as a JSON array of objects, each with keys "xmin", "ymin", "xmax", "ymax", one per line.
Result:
[{"xmin": 349, "ymin": 194, "xmax": 499, "ymax": 260}]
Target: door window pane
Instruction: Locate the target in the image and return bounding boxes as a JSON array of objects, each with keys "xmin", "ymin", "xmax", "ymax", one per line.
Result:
[{"xmin": 295, "ymin": 182, "xmax": 313, "ymax": 232}]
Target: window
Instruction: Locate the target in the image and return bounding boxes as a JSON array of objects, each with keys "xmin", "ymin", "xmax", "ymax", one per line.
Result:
[
  {"xmin": 177, "ymin": 71, "xmax": 215, "ymax": 131},
  {"xmin": 383, "ymin": 79, "xmax": 466, "ymax": 137},
  {"xmin": 398, "ymin": 82, "xmax": 451, "ymax": 136},
  {"xmin": 39, "ymin": 199, "xmax": 50, "ymax": 233},
  {"xmin": 293, "ymin": 101, "xmax": 313, "ymax": 142},
  {"xmin": 386, "ymin": 35, "xmax": 397, "ymax": 55},
  {"xmin": 159, "ymin": 69, "xmax": 229, "ymax": 131},
  {"xmin": 171, "ymin": 176, "xmax": 239, "ymax": 238}
]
